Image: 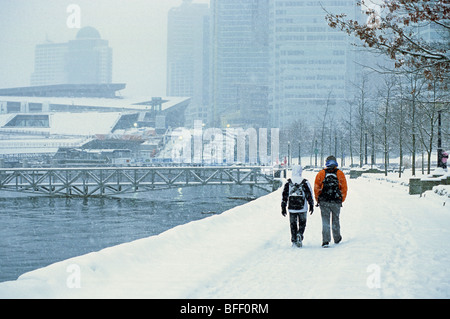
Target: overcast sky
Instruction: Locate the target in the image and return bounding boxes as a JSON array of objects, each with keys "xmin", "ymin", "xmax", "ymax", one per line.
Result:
[{"xmin": 0, "ymin": 0, "xmax": 209, "ymax": 97}]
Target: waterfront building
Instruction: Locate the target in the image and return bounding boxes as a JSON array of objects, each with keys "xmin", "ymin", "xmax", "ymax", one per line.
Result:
[{"xmin": 0, "ymin": 84, "xmax": 190, "ymax": 161}]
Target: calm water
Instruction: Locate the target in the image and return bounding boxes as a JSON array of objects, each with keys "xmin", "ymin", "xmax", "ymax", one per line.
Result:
[{"xmin": 0, "ymin": 185, "xmax": 265, "ymax": 282}]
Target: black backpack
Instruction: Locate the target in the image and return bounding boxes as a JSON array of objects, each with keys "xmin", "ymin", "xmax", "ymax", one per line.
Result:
[
  {"xmin": 288, "ymin": 180, "xmax": 306, "ymax": 210},
  {"xmin": 319, "ymin": 170, "xmax": 342, "ymax": 202}
]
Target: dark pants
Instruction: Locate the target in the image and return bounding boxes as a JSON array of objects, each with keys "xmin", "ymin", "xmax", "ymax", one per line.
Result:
[
  {"xmin": 320, "ymin": 201, "xmax": 342, "ymax": 243},
  {"xmin": 289, "ymin": 212, "xmax": 307, "ymax": 242}
]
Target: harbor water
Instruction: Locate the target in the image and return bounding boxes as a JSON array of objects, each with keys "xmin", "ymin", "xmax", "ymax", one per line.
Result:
[{"xmin": 0, "ymin": 185, "xmax": 266, "ymax": 282}]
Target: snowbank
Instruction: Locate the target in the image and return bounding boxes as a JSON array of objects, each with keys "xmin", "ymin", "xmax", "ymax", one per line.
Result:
[
  {"xmin": 0, "ymin": 171, "xmax": 449, "ymax": 299},
  {"xmin": 0, "ymin": 187, "xmax": 285, "ymax": 298}
]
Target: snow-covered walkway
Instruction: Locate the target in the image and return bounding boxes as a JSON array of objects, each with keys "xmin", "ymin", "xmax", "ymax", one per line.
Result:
[{"xmin": 1, "ymin": 171, "xmax": 449, "ymax": 298}]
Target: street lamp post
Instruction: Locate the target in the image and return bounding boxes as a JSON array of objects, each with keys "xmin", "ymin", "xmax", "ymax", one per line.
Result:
[
  {"xmin": 287, "ymin": 141, "xmax": 291, "ymax": 167},
  {"xmin": 437, "ymin": 109, "xmax": 443, "ymax": 168},
  {"xmin": 298, "ymin": 142, "xmax": 301, "ymax": 166},
  {"xmin": 314, "ymin": 139, "xmax": 318, "ymax": 168}
]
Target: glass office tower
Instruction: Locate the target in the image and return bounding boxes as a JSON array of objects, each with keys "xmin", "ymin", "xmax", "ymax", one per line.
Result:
[
  {"xmin": 210, "ymin": 0, "xmax": 270, "ymax": 128},
  {"xmin": 269, "ymin": 0, "xmax": 359, "ymax": 128}
]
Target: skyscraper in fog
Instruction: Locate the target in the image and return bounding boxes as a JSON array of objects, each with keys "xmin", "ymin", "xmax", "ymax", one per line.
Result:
[
  {"xmin": 208, "ymin": 0, "xmax": 360, "ymax": 129},
  {"xmin": 210, "ymin": 0, "xmax": 270, "ymax": 128},
  {"xmin": 167, "ymin": 0, "xmax": 210, "ymax": 126},
  {"xmin": 31, "ymin": 26, "xmax": 112, "ymax": 86},
  {"xmin": 269, "ymin": 0, "xmax": 360, "ymax": 128},
  {"xmin": 30, "ymin": 42, "xmax": 68, "ymax": 86}
]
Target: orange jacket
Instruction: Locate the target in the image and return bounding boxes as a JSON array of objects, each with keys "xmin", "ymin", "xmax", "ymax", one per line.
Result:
[{"xmin": 314, "ymin": 168, "xmax": 348, "ymax": 203}]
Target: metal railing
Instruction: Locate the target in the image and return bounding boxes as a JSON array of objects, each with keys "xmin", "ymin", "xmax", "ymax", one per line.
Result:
[{"xmin": 0, "ymin": 165, "xmax": 277, "ymax": 197}]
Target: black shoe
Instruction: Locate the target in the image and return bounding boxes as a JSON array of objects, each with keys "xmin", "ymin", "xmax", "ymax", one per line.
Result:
[
  {"xmin": 322, "ymin": 242, "xmax": 329, "ymax": 247},
  {"xmin": 295, "ymin": 234, "xmax": 303, "ymax": 247},
  {"xmin": 335, "ymin": 236, "xmax": 342, "ymax": 244}
]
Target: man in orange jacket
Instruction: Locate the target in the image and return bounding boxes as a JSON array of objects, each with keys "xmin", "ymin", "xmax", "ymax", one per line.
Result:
[{"xmin": 314, "ymin": 155, "xmax": 348, "ymax": 247}]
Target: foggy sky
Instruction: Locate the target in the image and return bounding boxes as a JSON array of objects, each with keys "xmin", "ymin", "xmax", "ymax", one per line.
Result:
[{"xmin": 0, "ymin": 0, "xmax": 209, "ymax": 97}]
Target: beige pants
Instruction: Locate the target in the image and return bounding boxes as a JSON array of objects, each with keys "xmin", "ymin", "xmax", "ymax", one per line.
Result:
[{"xmin": 320, "ymin": 201, "xmax": 342, "ymax": 244}]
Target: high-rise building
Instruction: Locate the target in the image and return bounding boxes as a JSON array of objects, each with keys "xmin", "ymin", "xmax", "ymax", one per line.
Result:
[
  {"xmin": 31, "ymin": 26, "xmax": 112, "ymax": 86},
  {"xmin": 31, "ymin": 42, "xmax": 69, "ymax": 86},
  {"xmin": 167, "ymin": 0, "xmax": 210, "ymax": 126},
  {"xmin": 171, "ymin": 1, "xmax": 363, "ymax": 129},
  {"xmin": 269, "ymin": 0, "xmax": 360, "ymax": 128},
  {"xmin": 210, "ymin": 0, "xmax": 270, "ymax": 128}
]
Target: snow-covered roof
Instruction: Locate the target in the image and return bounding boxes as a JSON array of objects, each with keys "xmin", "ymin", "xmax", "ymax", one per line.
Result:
[
  {"xmin": 0, "ymin": 96, "xmax": 190, "ymax": 112},
  {"xmin": 0, "ymin": 134, "xmax": 90, "ymax": 156},
  {"xmin": 0, "ymin": 112, "xmax": 122, "ymax": 136},
  {"xmin": 51, "ymin": 112, "xmax": 121, "ymax": 135}
]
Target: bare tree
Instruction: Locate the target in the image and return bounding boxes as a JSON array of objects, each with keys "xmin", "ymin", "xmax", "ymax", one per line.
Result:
[
  {"xmin": 319, "ymin": 91, "xmax": 333, "ymax": 167},
  {"xmin": 352, "ymin": 73, "xmax": 371, "ymax": 167},
  {"xmin": 408, "ymin": 72, "xmax": 426, "ymax": 176},
  {"xmin": 418, "ymin": 78, "xmax": 450, "ymax": 173},
  {"xmin": 325, "ymin": 0, "xmax": 450, "ymax": 85},
  {"xmin": 391, "ymin": 77, "xmax": 409, "ymax": 177},
  {"xmin": 377, "ymin": 75, "xmax": 397, "ymax": 175},
  {"xmin": 344, "ymin": 99, "xmax": 356, "ymax": 167}
]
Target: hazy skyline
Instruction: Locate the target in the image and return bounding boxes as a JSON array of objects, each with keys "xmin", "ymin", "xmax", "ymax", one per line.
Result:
[{"xmin": 0, "ymin": 0, "xmax": 209, "ymax": 97}]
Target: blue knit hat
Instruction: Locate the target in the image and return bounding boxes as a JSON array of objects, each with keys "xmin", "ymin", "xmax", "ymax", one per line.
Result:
[{"xmin": 325, "ymin": 156, "xmax": 338, "ymax": 168}]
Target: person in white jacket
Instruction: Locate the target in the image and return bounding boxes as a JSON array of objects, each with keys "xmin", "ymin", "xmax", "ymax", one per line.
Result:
[{"xmin": 281, "ymin": 165, "xmax": 314, "ymax": 247}]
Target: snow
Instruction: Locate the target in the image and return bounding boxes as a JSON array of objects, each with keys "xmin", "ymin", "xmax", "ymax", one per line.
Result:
[
  {"xmin": 0, "ymin": 137, "xmax": 89, "ymax": 156},
  {"xmin": 0, "ymin": 169, "xmax": 449, "ymax": 299},
  {"xmin": 0, "ymin": 112, "xmax": 120, "ymax": 136},
  {"xmin": 49, "ymin": 112, "xmax": 120, "ymax": 136}
]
